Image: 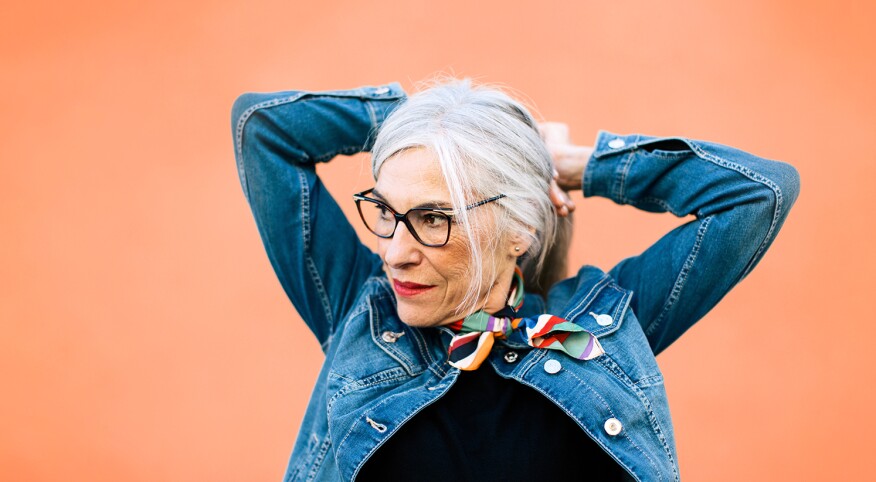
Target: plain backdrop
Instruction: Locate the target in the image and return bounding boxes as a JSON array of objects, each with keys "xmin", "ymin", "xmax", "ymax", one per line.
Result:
[{"xmin": 2, "ymin": 0, "xmax": 874, "ymax": 480}]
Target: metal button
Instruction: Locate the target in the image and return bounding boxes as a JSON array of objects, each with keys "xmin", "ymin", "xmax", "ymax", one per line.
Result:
[
  {"xmin": 604, "ymin": 418, "xmax": 623, "ymax": 436},
  {"xmin": 543, "ymin": 359, "xmax": 562, "ymax": 374},
  {"xmin": 504, "ymin": 351, "xmax": 519, "ymax": 363},
  {"xmin": 373, "ymin": 87, "xmax": 390, "ymax": 95},
  {"xmin": 381, "ymin": 331, "xmax": 403, "ymax": 343},
  {"xmin": 590, "ymin": 312, "xmax": 613, "ymax": 326},
  {"xmin": 608, "ymin": 138, "xmax": 626, "ymax": 149}
]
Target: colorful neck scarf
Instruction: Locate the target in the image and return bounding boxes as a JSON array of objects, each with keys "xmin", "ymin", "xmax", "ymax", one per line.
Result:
[{"xmin": 447, "ymin": 267, "xmax": 605, "ymax": 371}]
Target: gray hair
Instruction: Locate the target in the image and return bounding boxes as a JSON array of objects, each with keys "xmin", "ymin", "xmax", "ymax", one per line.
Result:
[{"xmin": 371, "ymin": 77, "xmax": 571, "ymax": 315}]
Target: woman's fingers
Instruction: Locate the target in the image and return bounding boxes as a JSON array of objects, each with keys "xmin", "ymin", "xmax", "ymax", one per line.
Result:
[
  {"xmin": 551, "ymin": 144, "xmax": 592, "ymax": 192},
  {"xmin": 539, "ymin": 122, "xmax": 570, "ymax": 144},
  {"xmin": 549, "ymin": 178, "xmax": 575, "ymax": 217},
  {"xmin": 539, "ymin": 121, "xmax": 592, "ymax": 192}
]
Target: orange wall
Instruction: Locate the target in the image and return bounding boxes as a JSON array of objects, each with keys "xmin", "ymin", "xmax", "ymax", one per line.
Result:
[{"xmin": 2, "ymin": 0, "xmax": 874, "ymax": 480}]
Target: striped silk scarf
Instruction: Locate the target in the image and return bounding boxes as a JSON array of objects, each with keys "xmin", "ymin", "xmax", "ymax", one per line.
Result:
[{"xmin": 447, "ymin": 267, "xmax": 605, "ymax": 371}]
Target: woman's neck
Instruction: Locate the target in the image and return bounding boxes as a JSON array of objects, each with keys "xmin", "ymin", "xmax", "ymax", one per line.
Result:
[{"xmin": 480, "ymin": 264, "xmax": 518, "ymax": 315}]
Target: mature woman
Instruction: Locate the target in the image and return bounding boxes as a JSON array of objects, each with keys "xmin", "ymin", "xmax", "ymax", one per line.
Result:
[{"xmin": 231, "ymin": 79, "xmax": 799, "ymax": 481}]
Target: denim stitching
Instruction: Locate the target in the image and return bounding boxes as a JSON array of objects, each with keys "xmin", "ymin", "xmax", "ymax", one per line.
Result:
[
  {"xmin": 566, "ymin": 277, "xmax": 631, "ymax": 339},
  {"xmin": 303, "ymin": 434, "xmax": 332, "ymax": 482},
  {"xmin": 312, "ymin": 145, "xmax": 360, "ymax": 163},
  {"xmin": 368, "ymin": 297, "xmax": 423, "ymax": 375},
  {"xmin": 406, "ymin": 326, "xmax": 435, "ymax": 368},
  {"xmin": 688, "ymin": 143, "xmax": 787, "ymax": 279},
  {"xmin": 648, "ymin": 150, "xmax": 691, "ymax": 159},
  {"xmin": 611, "ymin": 354, "xmax": 678, "ymax": 481},
  {"xmin": 635, "ymin": 374, "xmax": 665, "ymax": 388},
  {"xmin": 328, "ymin": 373, "xmax": 410, "ymax": 421},
  {"xmin": 614, "ymin": 150, "xmax": 635, "ymax": 203},
  {"xmin": 364, "ymin": 100, "xmax": 378, "ymax": 128},
  {"xmin": 595, "ymin": 354, "xmax": 638, "ymax": 389},
  {"xmin": 363, "ymin": 101, "xmax": 382, "ymax": 151},
  {"xmin": 631, "ymin": 385, "xmax": 679, "ymax": 481},
  {"xmin": 566, "ymin": 275, "xmax": 610, "ymax": 319},
  {"xmin": 579, "ymin": 284, "xmax": 629, "ymax": 338},
  {"xmin": 516, "ymin": 371, "xmax": 645, "ymax": 481},
  {"xmin": 297, "ymin": 169, "xmax": 335, "ymax": 330},
  {"xmin": 589, "ymin": 356, "xmax": 668, "ymax": 479},
  {"xmin": 327, "ymin": 368, "xmax": 410, "ymax": 419},
  {"xmin": 327, "ymin": 371, "xmax": 356, "ymax": 383},
  {"xmin": 633, "ymin": 196, "xmax": 677, "ymax": 215},
  {"xmin": 234, "ymin": 94, "xmax": 308, "ymax": 202},
  {"xmin": 234, "ymin": 94, "xmax": 307, "ymax": 159},
  {"xmin": 516, "ymin": 346, "xmax": 547, "ymax": 376},
  {"xmin": 427, "ymin": 359, "xmax": 448, "ymax": 378},
  {"xmin": 370, "ymin": 278, "xmax": 441, "ymax": 374},
  {"xmin": 330, "ymin": 278, "xmax": 384, "ymax": 348},
  {"xmin": 330, "ymin": 368, "xmax": 410, "ymax": 397},
  {"xmin": 645, "ymin": 215, "xmax": 712, "ymax": 339},
  {"xmin": 346, "ymin": 373, "xmax": 461, "ymax": 479},
  {"xmin": 369, "ymin": 288, "xmax": 431, "ymax": 376},
  {"xmin": 595, "ymin": 345, "xmax": 670, "ymax": 471},
  {"xmin": 233, "ymin": 89, "xmax": 400, "ymax": 199},
  {"xmin": 286, "ymin": 432, "xmax": 320, "ymax": 482},
  {"xmin": 609, "ymin": 284, "xmax": 633, "ymax": 325}
]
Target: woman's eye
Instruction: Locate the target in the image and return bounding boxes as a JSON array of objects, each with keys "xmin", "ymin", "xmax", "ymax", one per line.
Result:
[
  {"xmin": 422, "ymin": 213, "xmax": 448, "ymax": 228},
  {"xmin": 377, "ymin": 206, "xmax": 392, "ymax": 219}
]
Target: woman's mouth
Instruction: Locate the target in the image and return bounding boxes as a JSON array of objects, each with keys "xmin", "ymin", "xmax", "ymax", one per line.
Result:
[{"xmin": 392, "ymin": 279, "xmax": 435, "ymax": 297}]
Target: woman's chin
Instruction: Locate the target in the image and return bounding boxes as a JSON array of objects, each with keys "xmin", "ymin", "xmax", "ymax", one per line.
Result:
[{"xmin": 396, "ymin": 304, "xmax": 449, "ymax": 328}]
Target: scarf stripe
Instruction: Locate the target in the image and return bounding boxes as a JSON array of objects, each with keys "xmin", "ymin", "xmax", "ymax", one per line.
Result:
[{"xmin": 447, "ymin": 268, "xmax": 604, "ymax": 371}]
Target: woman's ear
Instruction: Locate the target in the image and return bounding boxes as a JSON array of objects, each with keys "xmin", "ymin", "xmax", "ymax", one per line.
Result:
[{"xmin": 508, "ymin": 231, "xmax": 535, "ymax": 258}]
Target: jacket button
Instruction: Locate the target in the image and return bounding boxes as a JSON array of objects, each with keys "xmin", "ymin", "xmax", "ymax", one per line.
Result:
[
  {"xmin": 543, "ymin": 359, "xmax": 562, "ymax": 374},
  {"xmin": 604, "ymin": 418, "xmax": 623, "ymax": 436},
  {"xmin": 373, "ymin": 87, "xmax": 390, "ymax": 95},
  {"xmin": 589, "ymin": 312, "xmax": 613, "ymax": 326},
  {"xmin": 381, "ymin": 331, "xmax": 403, "ymax": 343},
  {"xmin": 504, "ymin": 351, "xmax": 519, "ymax": 363},
  {"xmin": 608, "ymin": 138, "xmax": 626, "ymax": 149}
]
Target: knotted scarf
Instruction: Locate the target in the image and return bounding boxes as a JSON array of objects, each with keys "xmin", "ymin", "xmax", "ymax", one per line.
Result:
[{"xmin": 447, "ymin": 267, "xmax": 605, "ymax": 371}]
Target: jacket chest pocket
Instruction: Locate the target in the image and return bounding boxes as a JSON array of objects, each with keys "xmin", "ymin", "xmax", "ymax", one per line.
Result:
[
  {"xmin": 326, "ymin": 294, "xmax": 435, "ymax": 410},
  {"xmin": 561, "ymin": 274, "xmax": 664, "ymax": 388}
]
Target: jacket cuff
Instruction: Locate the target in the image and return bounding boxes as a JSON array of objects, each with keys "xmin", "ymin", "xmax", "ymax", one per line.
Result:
[
  {"xmin": 362, "ymin": 82, "xmax": 407, "ymax": 150},
  {"xmin": 583, "ymin": 130, "xmax": 634, "ymax": 201}
]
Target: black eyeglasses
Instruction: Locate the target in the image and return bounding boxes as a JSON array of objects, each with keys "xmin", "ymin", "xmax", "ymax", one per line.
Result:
[{"xmin": 352, "ymin": 188, "xmax": 506, "ymax": 247}]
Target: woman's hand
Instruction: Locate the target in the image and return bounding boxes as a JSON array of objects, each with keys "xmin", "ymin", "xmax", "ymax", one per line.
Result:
[{"xmin": 539, "ymin": 122, "xmax": 594, "ymax": 217}]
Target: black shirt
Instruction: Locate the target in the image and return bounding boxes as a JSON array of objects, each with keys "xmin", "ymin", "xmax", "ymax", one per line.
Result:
[{"xmin": 358, "ymin": 360, "xmax": 628, "ymax": 481}]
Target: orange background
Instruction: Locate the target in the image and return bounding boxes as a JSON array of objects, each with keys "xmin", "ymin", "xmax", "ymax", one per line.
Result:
[{"xmin": 2, "ymin": 0, "xmax": 874, "ymax": 480}]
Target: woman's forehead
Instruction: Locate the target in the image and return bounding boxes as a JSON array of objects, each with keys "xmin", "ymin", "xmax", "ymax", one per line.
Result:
[{"xmin": 374, "ymin": 148, "xmax": 452, "ymax": 208}]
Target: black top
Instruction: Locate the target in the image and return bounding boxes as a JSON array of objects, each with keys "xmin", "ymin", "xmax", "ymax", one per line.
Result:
[{"xmin": 357, "ymin": 360, "xmax": 628, "ymax": 481}]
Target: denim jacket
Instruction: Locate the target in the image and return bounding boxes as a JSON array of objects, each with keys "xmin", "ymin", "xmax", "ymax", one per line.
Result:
[{"xmin": 231, "ymin": 83, "xmax": 800, "ymax": 481}]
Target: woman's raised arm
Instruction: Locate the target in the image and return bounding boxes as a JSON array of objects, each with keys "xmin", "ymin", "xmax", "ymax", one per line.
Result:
[
  {"xmin": 231, "ymin": 83, "xmax": 407, "ymax": 348},
  {"xmin": 555, "ymin": 130, "xmax": 800, "ymax": 355}
]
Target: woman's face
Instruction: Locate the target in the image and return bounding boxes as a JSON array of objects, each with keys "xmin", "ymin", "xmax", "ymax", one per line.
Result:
[{"xmin": 373, "ymin": 147, "xmax": 519, "ymax": 328}]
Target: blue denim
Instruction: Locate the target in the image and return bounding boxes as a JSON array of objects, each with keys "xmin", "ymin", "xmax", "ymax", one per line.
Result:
[{"xmin": 231, "ymin": 83, "xmax": 800, "ymax": 481}]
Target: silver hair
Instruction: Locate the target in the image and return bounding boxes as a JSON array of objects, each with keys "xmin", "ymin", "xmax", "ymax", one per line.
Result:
[{"xmin": 371, "ymin": 77, "xmax": 572, "ymax": 315}]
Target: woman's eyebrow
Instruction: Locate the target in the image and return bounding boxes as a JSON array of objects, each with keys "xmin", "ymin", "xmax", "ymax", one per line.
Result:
[
  {"xmin": 371, "ymin": 188, "xmax": 452, "ymax": 210},
  {"xmin": 418, "ymin": 201, "xmax": 454, "ymax": 210}
]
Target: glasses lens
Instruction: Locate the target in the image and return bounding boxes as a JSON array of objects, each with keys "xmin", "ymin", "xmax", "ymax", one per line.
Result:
[
  {"xmin": 359, "ymin": 200, "xmax": 397, "ymax": 237},
  {"xmin": 408, "ymin": 210, "xmax": 451, "ymax": 246}
]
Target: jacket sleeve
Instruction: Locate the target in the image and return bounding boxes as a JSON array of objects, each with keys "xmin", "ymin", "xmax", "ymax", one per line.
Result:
[
  {"xmin": 231, "ymin": 83, "xmax": 407, "ymax": 349},
  {"xmin": 583, "ymin": 131, "xmax": 801, "ymax": 355}
]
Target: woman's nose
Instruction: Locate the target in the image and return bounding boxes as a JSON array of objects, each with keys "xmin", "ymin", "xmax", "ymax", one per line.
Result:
[{"xmin": 382, "ymin": 221, "xmax": 423, "ymax": 268}]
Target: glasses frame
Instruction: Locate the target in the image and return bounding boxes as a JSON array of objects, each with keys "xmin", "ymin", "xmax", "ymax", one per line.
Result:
[{"xmin": 352, "ymin": 188, "xmax": 506, "ymax": 247}]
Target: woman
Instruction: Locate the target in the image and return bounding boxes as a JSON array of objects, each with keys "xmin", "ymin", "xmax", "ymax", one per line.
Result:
[{"xmin": 231, "ymin": 79, "xmax": 799, "ymax": 481}]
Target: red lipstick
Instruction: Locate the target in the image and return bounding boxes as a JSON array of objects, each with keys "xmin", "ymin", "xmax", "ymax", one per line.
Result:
[{"xmin": 392, "ymin": 279, "xmax": 435, "ymax": 297}]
